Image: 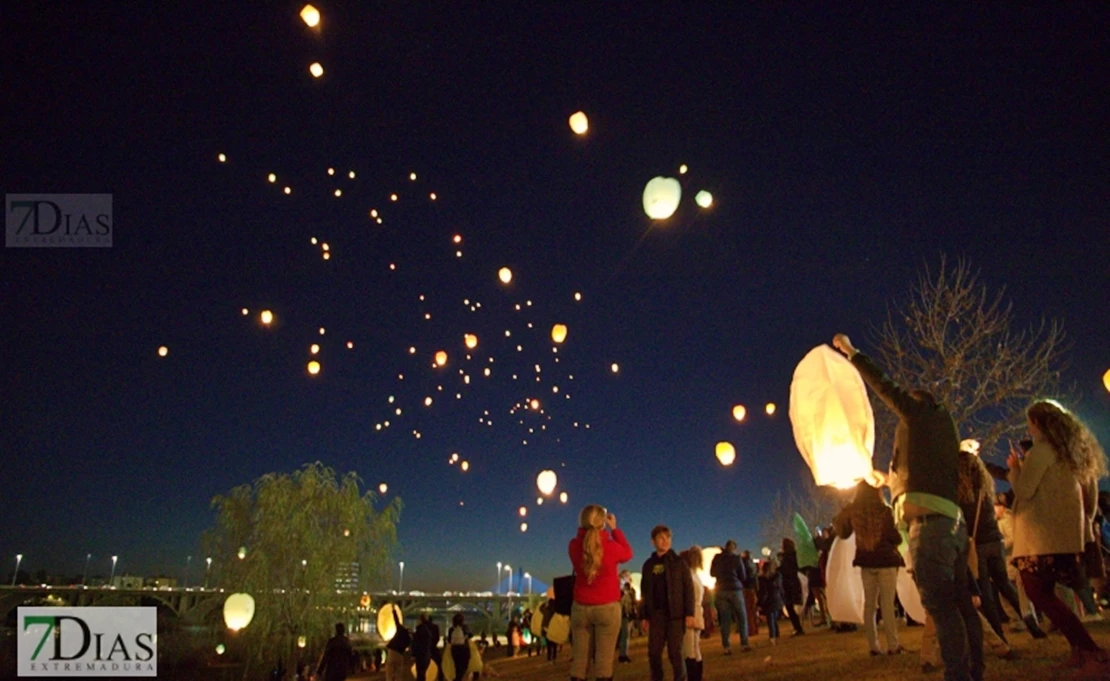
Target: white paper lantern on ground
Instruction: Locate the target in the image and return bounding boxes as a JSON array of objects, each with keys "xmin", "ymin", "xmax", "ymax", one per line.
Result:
[
  {"xmin": 788, "ymin": 345, "xmax": 875, "ymax": 488},
  {"xmin": 642, "ymin": 177, "xmax": 682, "ymax": 220},
  {"xmin": 223, "ymin": 593, "xmax": 256, "ymax": 631},
  {"xmin": 536, "ymin": 470, "xmax": 557, "ymax": 496}
]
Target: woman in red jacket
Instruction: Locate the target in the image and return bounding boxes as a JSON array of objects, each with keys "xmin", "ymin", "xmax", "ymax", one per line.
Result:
[{"xmin": 568, "ymin": 504, "xmax": 634, "ymax": 681}]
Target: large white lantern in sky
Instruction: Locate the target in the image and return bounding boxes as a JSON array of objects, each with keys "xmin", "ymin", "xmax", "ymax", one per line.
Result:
[
  {"xmin": 300, "ymin": 4, "xmax": 320, "ymax": 28},
  {"xmin": 223, "ymin": 593, "xmax": 256, "ymax": 631},
  {"xmin": 788, "ymin": 345, "xmax": 875, "ymax": 489},
  {"xmin": 642, "ymin": 177, "xmax": 682, "ymax": 220},
  {"xmin": 536, "ymin": 470, "xmax": 557, "ymax": 496}
]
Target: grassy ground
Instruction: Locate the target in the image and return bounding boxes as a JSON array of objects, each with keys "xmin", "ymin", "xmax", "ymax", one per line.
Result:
[{"xmin": 355, "ymin": 619, "xmax": 1110, "ymax": 681}]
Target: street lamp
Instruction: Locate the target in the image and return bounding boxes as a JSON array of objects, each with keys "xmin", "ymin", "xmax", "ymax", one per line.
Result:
[
  {"xmin": 524, "ymin": 572, "xmax": 532, "ymax": 595},
  {"xmin": 12, "ymin": 554, "xmax": 23, "ymax": 586},
  {"xmin": 82, "ymin": 554, "xmax": 91, "ymax": 586},
  {"xmin": 205, "ymin": 557, "xmax": 212, "ymax": 589},
  {"xmin": 496, "ymin": 562, "xmax": 502, "ymax": 595},
  {"xmin": 399, "ymin": 561, "xmax": 405, "ymax": 593},
  {"xmin": 110, "ymin": 556, "xmax": 118, "ymax": 585},
  {"xmin": 504, "ymin": 565, "xmax": 512, "ymax": 594}
]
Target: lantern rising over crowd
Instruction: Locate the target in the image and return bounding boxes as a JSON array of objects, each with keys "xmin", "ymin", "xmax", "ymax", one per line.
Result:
[{"xmin": 536, "ymin": 469, "xmax": 557, "ymax": 496}]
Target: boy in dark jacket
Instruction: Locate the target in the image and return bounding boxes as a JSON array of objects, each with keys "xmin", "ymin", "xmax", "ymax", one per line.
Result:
[{"xmin": 640, "ymin": 525, "xmax": 694, "ymax": 681}]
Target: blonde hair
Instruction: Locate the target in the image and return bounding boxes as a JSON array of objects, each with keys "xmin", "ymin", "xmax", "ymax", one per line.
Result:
[
  {"xmin": 681, "ymin": 545, "xmax": 704, "ymax": 571},
  {"xmin": 1028, "ymin": 400, "xmax": 1108, "ymax": 482},
  {"xmin": 578, "ymin": 504, "xmax": 606, "ymax": 584}
]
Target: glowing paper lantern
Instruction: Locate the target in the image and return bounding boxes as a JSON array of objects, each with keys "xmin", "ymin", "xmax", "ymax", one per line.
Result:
[
  {"xmin": 218, "ymin": 153, "xmax": 227, "ymax": 163},
  {"xmin": 360, "ymin": 594, "xmax": 371, "ymax": 608},
  {"xmin": 960, "ymin": 439, "xmax": 981, "ymax": 456},
  {"xmin": 694, "ymin": 190, "xmax": 713, "ymax": 208},
  {"xmin": 568, "ymin": 111, "xmax": 589, "ymax": 135},
  {"xmin": 679, "ymin": 164, "xmax": 688, "ymax": 175},
  {"xmin": 298, "ymin": 636, "xmax": 307, "ymax": 648},
  {"xmin": 761, "ymin": 547, "xmax": 772, "ymax": 557},
  {"xmin": 788, "ymin": 345, "xmax": 875, "ymax": 489},
  {"xmin": 520, "ymin": 523, "xmax": 528, "ymax": 532},
  {"xmin": 223, "ymin": 593, "xmax": 256, "ymax": 631},
  {"xmin": 536, "ymin": 469, "xmax": 557, "ymax": 496},
  {"xmin": 260, "ymin": 310, "xmax": 274, "ymax": 325},
  {"xmin": 732, "ymin": 405, "xmax": 747, "ymax": 422},
  {"xmin": 464, "ymin": 334, "xmax": 478, "ymax": 350},
  {"xmin": 551, "ymin": 324, "xmax": 568, "ymax": 344},
  {"xmin": 412, "ymin": 660, "xmax": 438, "ymax": 681},
  {"xmin": 300, "ymin": 4, "xmax": 320, "ymax": 27},
  {"xmin": 460, "ymin": 461, "xmax": 469, "ymax": 471},
  {"xmin": 157, "ymin": 346, "xmax": 168, "ymax": 357},
  {"xmin": 379, "ymin": 483, "xmax": 388, "ymax": 494},
  {"xmin": 267, "ymin": 173, "xmax": 276, "ymax": 183},
  {"xmin": 629, "ymin": 573, "xmax": 642, "ymax": 600},
  {"xmin": 215, "ymin": 644, "xmax": 226, "ymax": 655},
  {"xmin": 697, "ymin": 547, "xmax": 722, "ymax": 589},
  {"xmin": 498, "ymin": 267, "xmax": 513, "ymax": 284},
  {"xmin": 642, "ymin": 177, "xmax": 682, "ymax": 220},
  {"xmin": 376, "ymin": 603, "xmax": 402, "ymax": 641},
  {"xmin": 519, "ymin": 506, "xmax": 527, "ymax": 517},
  {"xmin": 309, "ymin": 62, "xmax": 324, "ymax": 78},
  {"xmin": 310, "ymin": 344, "xmax": 320, "ymax": 355},
  {"xmin": 765, "ymin": 402, "xmax": 777, "ymax": 416},
  {"xmin": 715, "ymin": 442, "xmax": 736, "ymax": 466},
  {"xmin": 307, "ymin": 361, "xmax": 321, "ymax": 375},
  {"xmin": 434, "ymin": 350, "xmax": 448, "ymax": 367},
  {"xmin": 611, "ymin": 363, "xmax": 620, "ymax": 374},
  {"xmin": 237, "ymin": 546, "xmax": 246, "ymax": 560},
  {"xmin": 559, "ymin": 491, "xmax": 568, "ymax": 503},
  {"xmin": 1103, "ymin": 368, "xmax": 1110, "ymax": 393}
]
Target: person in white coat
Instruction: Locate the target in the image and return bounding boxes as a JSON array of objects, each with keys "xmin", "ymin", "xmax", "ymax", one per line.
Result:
[{"xmin": 680, "ymin": 546, "xmax": 705, "ymax": 681}]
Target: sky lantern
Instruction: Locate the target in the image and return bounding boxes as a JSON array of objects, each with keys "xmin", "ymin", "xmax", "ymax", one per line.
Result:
[
  {"xmin": 283, "ymin": 186, "xmax": 291, "ymax": 195},
  {"xmin": 218, "ymin": 153, "xmax": 227, "ymax": 163},
  {"xmin": 267, "ymin": 173, "xmax": 276, "ymax": 183},
  {"xmin": 309, "ymin": 62, "xmax": 324, "ymax": 78},
  {"xmin": 732, "ymin": 405, "xmax": 747, "ymax": 422},
  {"xmin": 679, "ymin": 164, "xmax": 688, "ymax": 174},
  {"xmin": 424, "ymin": 397, "xmax": 433, "ymax": 407},
  {"xmin": 551, "ymin": 324, "xmax": 568, "ymax": 344},
  {"xmin": 536, "ymin": 470, "xmax": 557, "ymax": 496},
  {"xmin": 216, "ymin": 644, "xmax": 226, "ymax": 655},
  {"xmin": 574, "ymin": 292, "xmax": 582, "ymax": 302},
  {"xmin": 346, "ymin": 341, "xmax": 354, "ymax": 349},
  {"xmin": 529, "ymin": 398, "xmax": 540, "ymax": 410},
  {"xmin": 260, "ymin": 310, "xmax": 274, "ymax": 325},
  {"xmin": 559, "ymin": 491, "xmax": 568, "ymax": 503},
  {"xmin": 498, "ymin": 267, "xmax": 513, "ymax": 284},
  {"xmin": 298, "ymin": 635, "xmax": 307, "ymax": 648},
  {"xmin": 434, "ymin": 350, "xmax": 448, "ymax": 367},
  {"xmin": 377, "ymin": 604, "xmax": 402, "ymax": 641},
  {"xmin": 379, "ymin": 483, "xmax": 388, "ymax": 494},
  {"xmin": 642, "ymin": 177, "xmax": 682, "ymax": 220},
  {"xmin": 223, "ymin": 593, "xmax": 256, "ymax": 631},
  {"xmin": 307, "ymin": 360, "xmax": 321, "ymax": 375},
  {"xmin": 568, "ymin": 111, "xmax": 589, "ymax": 135},
  {"xmin": 310, "ymin": 344, "xmax": 320, "ymax": 355},
  {"xmin": 611, "ymin": 363, "xmax": 620, "ymax": 374},
  {"xmin": 715, "ymin": 442, "xmax": 736, "ymax": 466},
  {"xmin": 460, "ymin": 461, "xmax": 469, "ymax": 471},
  {"xmin": 1103, "ymin": 368, "xmax": 1110, "ymax": 393},
  {"xmin": 788, "ymin": 345, "xmax": 875, "ymax": 489},
  {"xmin": 520, "ymin": 523, "xmax": 528, "ymax": 532},
  {"xmin": 519, "ymin": 506, "xmax": 527, "ymax": 517},
  {"xmin": 410, "ymin": 172, "xmax": 417, "ymax": 181},
  {"xmin": 765, "ymin": 402, "xmax": 777, "ymax": 416},
  {"xmin": 464, "ymin": 333, "xmax": 478, "ymax": 349},
  {"xmin": 241, "ymin": 308, "xmax": 248, "ymax": 316},
  {"xmin": 300, "ymin": 4, "xmax": 320, "ymax": 27},
  {"xmin": 327, "ymin": 168, "xmax": 335, "ymax": 175},
  {"xmin": 694, "ymin": 190, "xmax": 713, "ymax": 208},
  {"xmin": 157, "ymin": 346, "xmax": 168, "ymax": 357},
  {"xmin": 237, "ymin": 546, "xmax": 247, "ymax": 560}
]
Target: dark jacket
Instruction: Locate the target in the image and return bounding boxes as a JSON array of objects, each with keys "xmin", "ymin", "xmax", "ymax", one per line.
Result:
[
  {"xmin": 740, "ymin": 556, "xmax": 759, "ymax": 589},
  {"xmin": 833, "ymin": 491, "xmax": 906, "ymax": 569},
  {"xmin": 709, "ymin": 549, "xmax": 746, "ymax": 592},
  {"xmin": 758, "ymin": 572, "xmax": 785, "ymax": 613},
  {"xmin": 317, "ymin": 635, "xmax": 353, "ymax": 681},
  {"xmin": 852, "ymin": 353, "xmax": 959, "ymax": 505},
  {"xmin": 412, "ymin": 623, "xmax": 433, "ymax": 661},
  {"xmin": 640, "ymin": 549, "xmax": 694, "ymax": 621},
  {"xmin": 552, "ymin": 574, "xmax": 575, "ymax": 616},
  {"xmin": 778, "ymin": 549, "xmax": 803, "ymax": 606}
]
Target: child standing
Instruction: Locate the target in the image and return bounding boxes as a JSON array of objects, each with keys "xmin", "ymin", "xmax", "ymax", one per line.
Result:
[{"xmin": 758, "ymin": 562, "xmax": 785, "ymax": 645}]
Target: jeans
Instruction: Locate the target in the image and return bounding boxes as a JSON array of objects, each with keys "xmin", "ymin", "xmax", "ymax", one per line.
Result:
[
  {"xmin": 450, "ymin": 644, "xmax": 469, "ymax": 681},
  {"xmin": 908, "ymin": 514, "xmax": 983, "ymax": 681},
  {"xmin": 570, "ymin": 601, "xmax": 622, "ymax": 679},
  {"xmin": 766, "ymin": 611, "xmax": 779, "ymax": 640},
  {"xmin": 648, "ymin": 612, "xmax": 686, "ymax": 681},
  {"xmin": 715, "ymin": 589, "xmax": 749, "ymax": 648},
  {"xmin": 618, "ymin": 616, "xmax": 630, "ymax": 657},
  {"xmin": 861, "ymin": 567, "xmax": 900, "ymax": 652}
]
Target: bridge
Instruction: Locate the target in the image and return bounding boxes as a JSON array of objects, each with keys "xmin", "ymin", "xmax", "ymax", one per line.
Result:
[{"xmin": 0, "ymin": 586, "xmax": 540, "ymax": 636}]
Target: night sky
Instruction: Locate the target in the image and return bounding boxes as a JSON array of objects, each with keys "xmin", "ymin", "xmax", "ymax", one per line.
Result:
[{"xmin": 3, "ymin": 3, "xmax": 1108, "ymax": 592}]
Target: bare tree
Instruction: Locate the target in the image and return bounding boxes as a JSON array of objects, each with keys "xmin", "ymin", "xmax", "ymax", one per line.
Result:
[
  {"xmin": 869, "ymin": 255, "xmax": 1068, "ymax": 461},
  {"xmin": 758, "ymin": 477, "xmax": 849, "ymax": 552}
]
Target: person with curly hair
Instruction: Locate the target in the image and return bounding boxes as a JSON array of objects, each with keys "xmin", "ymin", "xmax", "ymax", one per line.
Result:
[
  {"xmin": 1008, "ymin": 400, "xmax": 1109, "ymax": 670},
  {"xmin": 567, "ymin": 504, "xmax": 633, "ymax": 681}
]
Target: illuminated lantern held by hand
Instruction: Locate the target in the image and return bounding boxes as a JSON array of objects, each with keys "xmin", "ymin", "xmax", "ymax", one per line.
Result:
[
  {"xmin": 715, "ymin": 442, "xmax": 736, "ymax": 466},
  {"xmin": 788, "ymin": 345, "xmax": 875, "ymax": 489},
  {"xmin": 498, "ymin": 267, "xmax": 513, "ymax": 284},
  {"xmin": 434, "ymin": 351, "xmax": 448, "ymax": 367},
  {"xmin": 642, "ymin": 177, "xmax": 682, "ymax": 220},
  {"xmin": 694, "ymin": 190, "xmax": 713, "ymax": 208},
  {"xmin": 568, "ymin": 111, "xmax": 589, "ymax": 135},
  {"xmin": 376, "ymin": 604, "xmax": 403, "ymax": 641},
  {"xmin": 732, "ymin": 405, "xmax": 747, "ymax": 422},
  {"xmin": 300, "ymin": 4, "xmax": 320, "ymax": 27},
  {"xmin": 551, "ymin": 324, "xmax": 568, "ymax": 344},
  {"xmin": 223, "ymin": 593, "xmax": 256, "ymax": 631},
  {"xmin": 536, "ymin": 469, "xmax": 557, "ymax": 496}
]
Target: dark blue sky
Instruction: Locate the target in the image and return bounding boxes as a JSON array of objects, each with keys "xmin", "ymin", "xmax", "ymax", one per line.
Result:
[{"xmin": 2, "ymin": 3, "xmax": 1108, "ymax": 591}]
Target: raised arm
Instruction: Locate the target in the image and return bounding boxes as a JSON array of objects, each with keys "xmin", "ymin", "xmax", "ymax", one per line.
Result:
[{"xmin": 832, "ymin": 334, "xmax": 919, "ymax": 419}]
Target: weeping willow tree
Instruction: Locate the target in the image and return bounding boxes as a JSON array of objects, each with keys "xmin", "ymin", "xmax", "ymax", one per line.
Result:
[{"xmin": 202, "ymin": 462, "xmax": 402, "ymax": 678}]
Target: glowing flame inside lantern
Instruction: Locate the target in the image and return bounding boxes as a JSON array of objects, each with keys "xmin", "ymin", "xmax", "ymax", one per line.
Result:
[
  {"xmin": 732, "ymin": 405, "xmax": 747, "ymax": 422},
  {"xmin": 568, "ymin": 111, "xmax": 589, "ymax": 135},
  {"xmin": 498, "ymin": 267, "xmax": 513, "ymax": 284},
  {"xmin": 551, "ymin": 324, "xmax": 568, "ymax": 344},
  {"xmin": 642, "ymin": 177, "xmax": 682, "ymax": 220},
  {"xmin": 223, "ymin": 593, "xmax": 256, "ymax": 631},
  {"xmin": 464, "ymin": 334, "xmax": 478, "ymax": 350},
  {"xmin": 715, "ymin": 442, "xmax": 736, "ymax": 466},
  {"xmin": 300, "ymin": 4, "xmax": 320, "ymax": 27},
  {"xmin": 536, "ymin": 470, "xmax": 557, "ymax": 496}
]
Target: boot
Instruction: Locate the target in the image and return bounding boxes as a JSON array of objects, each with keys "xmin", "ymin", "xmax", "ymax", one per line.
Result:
[
  {"xmin": 1023, "ymin": 613, "xmax": 1047, "ymax": 639},
  {"xmin": 685, "ymin": 658, "xmax": 696, "ymax": 681},
  {"xmin": 695, "ymin": 659, "xmax": 704, "ymax": 681}
]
